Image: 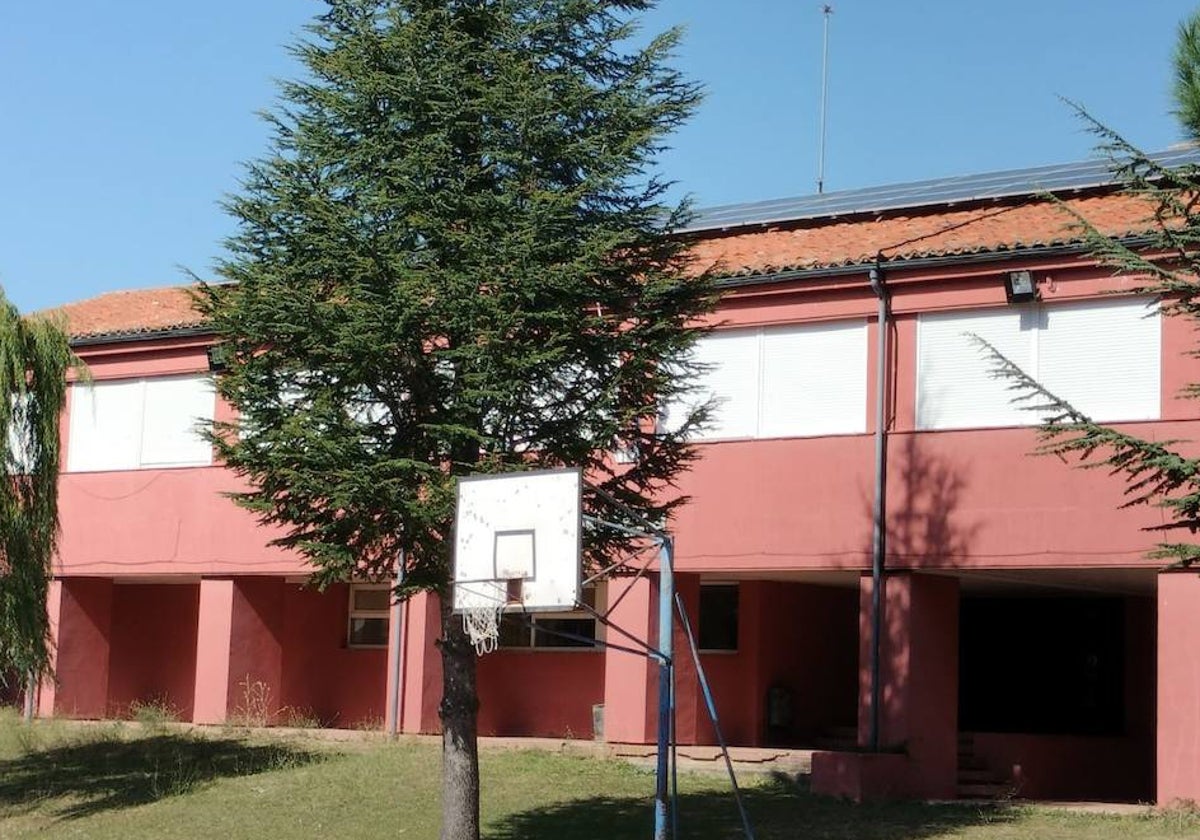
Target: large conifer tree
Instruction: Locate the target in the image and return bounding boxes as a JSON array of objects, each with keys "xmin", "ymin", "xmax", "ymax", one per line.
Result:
[
  {"xmin": 197, "ymin": 2, "xmax": 711, "ymax": 836},
  {"xmin": 0, "ymin": 290, "xmax": 76, "ymax": 682}
]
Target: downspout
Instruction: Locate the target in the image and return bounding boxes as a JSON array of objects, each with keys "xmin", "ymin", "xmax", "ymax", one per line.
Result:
[
  {"xmin": 386, "ymin": 551, "xmax": 407, "ymax": 738},
  {"xmin": 867, "ymin": 259, "xmax": 889, "ymax": 753}
]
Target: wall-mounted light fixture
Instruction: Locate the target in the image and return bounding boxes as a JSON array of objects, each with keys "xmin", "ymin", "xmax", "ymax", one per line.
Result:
[
  {"xmin": 1004, "ymin": 270, "xmax": 1039, "ymax": 304},
  {"xmin": 206, "ymin": 346, "xmax": 228, "ymax": 374}
]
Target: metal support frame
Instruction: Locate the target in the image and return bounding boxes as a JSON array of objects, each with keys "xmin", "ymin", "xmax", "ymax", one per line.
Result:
[
  {"xmin": 582, "ymin": 509, "xmax": 752, "ymax": 840},
  {"xmin": 653, "ymin": 536, "xmax": 674, "ymax": 840}
]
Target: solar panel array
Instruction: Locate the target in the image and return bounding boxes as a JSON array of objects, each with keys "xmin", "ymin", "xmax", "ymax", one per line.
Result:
[{"xmin": 683, "ymin": 147, "xmax": 1200, "ymax": 234}]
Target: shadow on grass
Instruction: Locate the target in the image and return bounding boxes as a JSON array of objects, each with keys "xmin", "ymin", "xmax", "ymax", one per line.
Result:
[
  {"xmin": 0, "ymin": 730, "xmax": 322, "ymax": 820},
  {"xmin": 488, "ymin": 775, "xmax": 1018, "ymax": 840}
]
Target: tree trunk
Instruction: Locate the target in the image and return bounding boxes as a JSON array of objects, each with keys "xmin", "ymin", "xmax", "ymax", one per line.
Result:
[{"xmin": 439, "ymin": 598, "xmax": 481, "ymax": 840}]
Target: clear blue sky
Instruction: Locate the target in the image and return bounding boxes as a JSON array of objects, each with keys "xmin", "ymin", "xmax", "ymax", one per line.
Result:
[{"xmin": 2, "ymin": 1, "xmax": 1197, "ymax": 314}]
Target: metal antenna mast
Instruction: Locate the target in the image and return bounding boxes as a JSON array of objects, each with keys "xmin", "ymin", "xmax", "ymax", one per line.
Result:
[{"xmin": 817, "ymin": 4, "xmax": 833, "ymax": 194}]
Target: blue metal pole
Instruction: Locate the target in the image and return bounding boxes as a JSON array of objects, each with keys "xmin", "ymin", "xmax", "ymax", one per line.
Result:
[{"xmin": 653, "ymin": 536, "xmax": 674, "ymax": 840}]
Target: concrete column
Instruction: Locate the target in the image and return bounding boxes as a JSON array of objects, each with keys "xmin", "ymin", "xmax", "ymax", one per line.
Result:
[
  {"xmin": 1158, "ymin": 571, "xmax": 1200, "ymax": 805},
  {"xmin": 38, "ymin": 577, "xmax": 113, "ymax": 718},
  {"xmin": 399, "ymin": 591, "xmax": 444, "ymax": 734},
  {"xmin": 857, "ymin": 571, "xmax": 959, "ymax": 799},
  {"xmin": 671, "ymin": 573, "xmax": 702, "ymax": 745},
  {"xmin": 603, "ymin": 575, "xmax": 656, "ymax": 743},
  {"xmin": 193, "ymin": 577, "xmax": 284, "ymax": 724}
]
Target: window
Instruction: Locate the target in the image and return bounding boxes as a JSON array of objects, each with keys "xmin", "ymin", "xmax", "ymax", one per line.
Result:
[
  {"xmin": 917, "ymin": 297, "xmax": 1160, "ymax": 430},
  {"xmin": 347, "ymin": 584, "xmax": 391, "ymax": 648},
  {"xmin": 499, "ymin": 586, "xmax": 600, "ymax": 650},
  {"xmin": 659, "ymin": 321, "xmax": 868, "ymax": 440},
  {"xmin": 698, "ymin": 583, "xmax": 739, "ymax": 652},
  {"xmin": 5, "ymin": 395, "xmax": 35, "ymax": 475},
  {"xmin": 67, "ymin": 374, "xmax": 216, "ymax": 471}
]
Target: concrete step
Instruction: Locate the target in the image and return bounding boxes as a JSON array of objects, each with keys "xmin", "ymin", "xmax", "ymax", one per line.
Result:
[
  {"xmin": 958, "ymin": 782, "xmax": 1011, "ymax": 800},
  {"xmin": 814, "ymin": 738, "xmax": 858, "ymax": 752},
  {"xmin": 958, "ymin": 767, "xmax": 1003, "ymax": 784}
]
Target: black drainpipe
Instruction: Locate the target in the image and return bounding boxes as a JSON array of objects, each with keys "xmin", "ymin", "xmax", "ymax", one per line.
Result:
[{"xmin": 867, "ymin": 258, "xmax": 889, "ymax": 753}]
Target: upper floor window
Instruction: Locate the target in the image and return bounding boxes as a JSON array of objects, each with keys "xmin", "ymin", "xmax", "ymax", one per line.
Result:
[
  {"xmin": 67, "ymin": 374, "xmax": 216, "ymax": 472},
  {"xmin": 660, "ymin": 320, "xmax": 868, "ymax": 440},
  {"xmin": 916, "ymin": 296, "xmax": 1160, "ymax": 430}
]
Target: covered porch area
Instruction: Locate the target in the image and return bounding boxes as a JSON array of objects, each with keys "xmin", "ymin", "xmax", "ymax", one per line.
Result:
[{"xmin": 814, "ymin": 567, "xmax": 1164, "ymax": 803}]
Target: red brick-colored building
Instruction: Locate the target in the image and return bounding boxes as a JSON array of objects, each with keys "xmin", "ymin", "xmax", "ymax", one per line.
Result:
[{"xmin": 34, "ymin": 151, "xmax": 1200, "ymax": 804}]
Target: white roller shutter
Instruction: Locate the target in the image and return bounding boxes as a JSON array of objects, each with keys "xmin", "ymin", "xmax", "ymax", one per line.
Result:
[
  {"xmin": 760, "ymin": 321, "xmax": 867, "ymax": 437},
  {"xmin": 1039, "ymin": 297, "xmax": 1160, "ymax": 422},
  {"xmin": 917, "ymin": 297, "xmax": 1160, "ymax": 430},
  {"xmin": 693, "ymin": 330, "xmax": 760, "ymax": 439},
  {"xmin": 68, "ymin": 380, "xmax": 144, "ymax": 471},
  {"xmin": 662, "ymin": 320, "xmax": 868, "ymax": 440},
  {"xmin": 67, "ymin": 374, "xmax": 215, "ymax": 471},
  {"xmin": 140, "ymin": 376, "xmax": 216, "ymax": 466}
]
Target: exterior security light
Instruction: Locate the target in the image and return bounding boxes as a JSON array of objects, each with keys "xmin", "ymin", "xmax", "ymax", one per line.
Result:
[
  {"xmin": 1005, "ymin": 270, "xmax": 1039, "ymax": 304},
  {"xmin": 206, "ymin": 346, "xmax": 227, "ymax": 373}
]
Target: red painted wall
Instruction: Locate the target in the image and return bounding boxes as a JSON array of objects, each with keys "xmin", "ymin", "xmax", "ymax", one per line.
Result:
[
  {"xmin": 670, "ymin": 578, "xmax": 857, "ymax": 748},
  {"xmin": 56, "ymin": 468, "xmax": 297, "ymax": 577},
  {"xmin": 477, "ymin": 651, "xmax": 604, "ymax": 738},
  {"xmin": 280, "ymin": 583, "xmax": 388, "ymax": 727},
  {"xmin": 1158, "ymin": 572, "xmax": 1200, "ymax": 806},
  {"xmin": 107, "ymin": 584, "xmax": 199, "ymax": 720},
  {"xmin": 48, "ymin": 578, "xmax": 113, "ymax": 718}
]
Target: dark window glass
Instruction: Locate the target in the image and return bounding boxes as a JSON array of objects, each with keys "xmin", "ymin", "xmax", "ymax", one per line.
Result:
[
  {"xmin": 498, "ymin": 614, "xmax": 531, "ymax": 648},
  {"xmin": 533, "ymin": 617, "xmax": 596, "ymax": 648},
  {"xmin": 348, "ymin": 616, "xmax": 389, "ymax": 647},
  {"xmin": 699, "ymin": 584, "xmax": 739, "ymax": 651}
]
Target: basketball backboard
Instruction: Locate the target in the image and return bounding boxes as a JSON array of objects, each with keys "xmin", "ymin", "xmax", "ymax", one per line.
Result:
[{"xmin": 452, "ymin": 467, "xmax": 582, "ymax": 614}]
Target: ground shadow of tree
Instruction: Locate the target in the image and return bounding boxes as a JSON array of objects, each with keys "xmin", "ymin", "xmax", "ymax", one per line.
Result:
[
  {"xmin": 487, "ymin": 776, "xmax": 1017, "ymax": 840},
  {"xmin": 0, "ymin": 730, "xmax": 322, "ymax": 820}
]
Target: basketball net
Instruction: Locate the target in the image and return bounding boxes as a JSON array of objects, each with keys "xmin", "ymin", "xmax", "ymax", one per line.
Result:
[{"xmin": 462, "ymin": 601, "xmax": 504, "ymax": 655}]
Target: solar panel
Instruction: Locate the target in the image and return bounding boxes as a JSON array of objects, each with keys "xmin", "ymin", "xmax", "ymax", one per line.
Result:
[{"xmin": 682, "ymin": 147, "xmax": 1200, "ymax": 234}]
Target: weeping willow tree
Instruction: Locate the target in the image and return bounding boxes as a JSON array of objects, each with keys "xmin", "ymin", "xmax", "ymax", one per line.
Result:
[{"xmin": 0, "ymin": 289, "xmax": 78, "ymax": 682}]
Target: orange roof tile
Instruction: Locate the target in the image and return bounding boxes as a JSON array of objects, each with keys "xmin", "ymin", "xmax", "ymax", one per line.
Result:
[
  {"xmin": 38, "ymin": 191, "xmax": 1162, "ymax": 341},
  {"xmin": 688, "ymin": 192, "xmax": 1158, "ymax": 277},
  {"xmin": 39, "ymin": 285, "xmax": 206, "ymax": 340}
]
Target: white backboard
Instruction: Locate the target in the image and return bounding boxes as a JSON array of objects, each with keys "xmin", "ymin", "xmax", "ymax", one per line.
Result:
[{"xmin": 452, "ymin": 468, "xmax": 582, "ymax": 613}]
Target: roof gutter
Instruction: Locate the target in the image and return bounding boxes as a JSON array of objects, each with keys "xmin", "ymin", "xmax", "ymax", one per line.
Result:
[
  {"xmin": 68, "ymin": 325, "xmax": 214, "ymax": 349},
  {"xmin": 711, "ymin": 234, "xmax": 1158, "ymax": 291}
]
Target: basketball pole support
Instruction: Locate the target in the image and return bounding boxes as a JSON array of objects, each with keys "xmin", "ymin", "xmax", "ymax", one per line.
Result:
[{"xmin": 653, "ymin": 535, "xmax": 674, "ymax": 840}]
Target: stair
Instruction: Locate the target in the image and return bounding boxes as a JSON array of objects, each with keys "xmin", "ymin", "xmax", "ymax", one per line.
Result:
[
  {"xmin": 957, "ymin": 733, "xmax": 1012, "ymax": 800},
  {"xmin": 813, "ymin": 725, "xmax": 858, "ymax": 752}
]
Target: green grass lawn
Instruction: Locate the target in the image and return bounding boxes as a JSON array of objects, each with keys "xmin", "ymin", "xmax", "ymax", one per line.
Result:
[{"xmin": 0, "ymin": 710, "xmax": 1196, "ymax": 839}]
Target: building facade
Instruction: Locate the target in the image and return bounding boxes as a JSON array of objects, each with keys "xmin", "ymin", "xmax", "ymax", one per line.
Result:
[{"xmin": 33, "ymin": 153, "xmax": 1200, "ymax": 805}]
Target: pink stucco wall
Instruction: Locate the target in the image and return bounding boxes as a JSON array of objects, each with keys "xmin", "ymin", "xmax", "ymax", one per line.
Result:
[
  {"xmin": 41, "ymin": 578, "xmax": 113, "ymax": 718},
  {"xmin": 107, "ymin": 584, "xmax": 199, "ymax": 720},
  {"xmin": 857, "ymin": 573, "xmax": 959, "ymax": 800},
  {"xmin": 675, "ymin": 578, "xmax": 858, "ymax": 748},
  {"xmin": 477, "ymin": 650, "xmax": 604, "ymax": 738},
  {"xmin": 280, "ymin": 583, "xmax": 388, "ymax": 727},
  {"xmin": 1158, "ymin": 571, "xmax": 1200, "ymax": 806}
]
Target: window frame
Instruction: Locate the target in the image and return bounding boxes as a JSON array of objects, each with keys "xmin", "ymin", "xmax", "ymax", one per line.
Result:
[
  {"xmin": 346, "ymin": 583, "xmax": 392, "ymax": 649},
  {"xmin": 697, "ymin": 582, "xmax": 740, "ymax": 654},
  {"xmin": 915, "ymin": 296, "xmax": 1161, "ymax": 431},
  {"xmin": 66, "ymin": 373, "xmax": 216, "ymax": 472},
  {"xmin": 498, "ymin": 585, "xmax": 603, "ymax": 652},
  {"xmin": 659, "ymin": 320, "xmax": 869, "ymax": 442}
]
